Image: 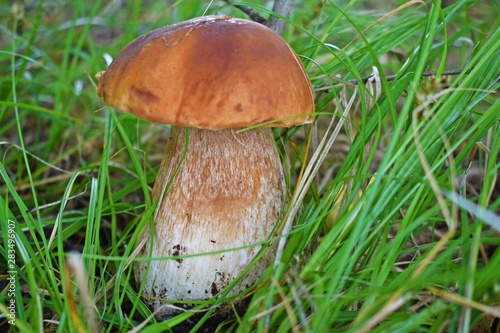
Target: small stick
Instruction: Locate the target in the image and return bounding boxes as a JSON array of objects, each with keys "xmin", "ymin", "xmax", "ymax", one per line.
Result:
[
  {"xmin": 314, "ymin": 68, "xmax": 471, "ymax": 93},
  {"xmin": 266, "ymin": 0, "xmax": 294, "ymax": 36},
  {"xmin": 223, "ymin": 0, "xmax": 294, "ymax": 36},
  {"xmin": 222, "ymin": 1, "xmax": 266, "ymax": 24},
  {"xmin": 351, "ymin": 68, "xmax": 469, "ymax": 86}
]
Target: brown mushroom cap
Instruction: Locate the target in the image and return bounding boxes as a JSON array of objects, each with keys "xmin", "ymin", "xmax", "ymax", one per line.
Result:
[{"xmin": 97, "ymin": 16, "xmax": 314, "ymax": 129}]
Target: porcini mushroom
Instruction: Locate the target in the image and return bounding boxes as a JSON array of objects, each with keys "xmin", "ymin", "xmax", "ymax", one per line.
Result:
[{"xmin": 96, "ymin": 16, "xmax": 314, "ymax": 321}]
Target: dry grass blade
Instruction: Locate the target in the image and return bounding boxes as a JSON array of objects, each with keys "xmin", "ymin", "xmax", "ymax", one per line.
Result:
[
  {"xmin": 343, "ymin": 0, "xmax": 427, "ymax": 51},
  {"xmin": 66, "ymin": 253, "xmax": 99, "ymax": 333},
  {"xmin": 274, "ymin": 87, "xmax": 357, "ymax": 268},
  {"xmin": 357, "ymin": 293, "xmax": 412, "ymax": 333},
  {"xmin": 427, "ymin": 286, "xmax": 500, "ymax": 318},
  {"xmin": 94, "ymin": 236, "xmax": 148, "ymax": 304}
]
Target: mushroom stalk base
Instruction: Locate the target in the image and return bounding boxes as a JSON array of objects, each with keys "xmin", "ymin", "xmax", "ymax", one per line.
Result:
[{"xmin": 134, "ymin": 126, "xmax": 285, "ymax": 321}]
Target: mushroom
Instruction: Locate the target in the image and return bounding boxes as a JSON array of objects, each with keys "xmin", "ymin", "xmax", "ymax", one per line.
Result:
[{"xmin": 96, "ymin": 16, "xmax": 314, "ymax": 321}]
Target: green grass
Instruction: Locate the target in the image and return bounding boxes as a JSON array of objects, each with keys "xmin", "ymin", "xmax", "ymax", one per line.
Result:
[{"xmin": 1, "ymin": 0, "xmax": 499, "ymax": 332}]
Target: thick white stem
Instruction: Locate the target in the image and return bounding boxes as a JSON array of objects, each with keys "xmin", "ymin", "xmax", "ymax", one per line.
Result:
[{"xmin": 134, "ymin": 126, "xmax": 285, "ymax": 320}]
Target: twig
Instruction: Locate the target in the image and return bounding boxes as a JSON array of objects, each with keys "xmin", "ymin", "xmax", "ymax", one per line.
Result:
[
  {"xmin": 223, "ymin": 0, "xmax": 294, "ymax": 35},
  {"xmin": 316, "ymin": 68, "xmax": 470, "ymax": 93},
  {"xmin": 353, "ymin": 68, "xmax": 468, "ymax": 85},
  {"xmin": 222, "ymin": 1, "xmax": 265, "ymax": 23},
  {"xmin": 223, "ymin": 1, "xmax": 266, "ymax": 24},
  {"xmin": 266, "ymin": 0, "xmax": 294, "ymax": 36}
]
